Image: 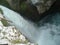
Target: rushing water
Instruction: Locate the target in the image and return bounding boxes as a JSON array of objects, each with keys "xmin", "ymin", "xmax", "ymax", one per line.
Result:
[{"xmin": 0, "ymin": 5, "xmax": 60, "ymax": 45}]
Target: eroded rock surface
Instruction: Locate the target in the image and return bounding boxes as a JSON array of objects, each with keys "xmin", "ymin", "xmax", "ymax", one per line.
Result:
[{"xmin": 30, "ymin": 0, "xmax": 56, "ymax": 14}]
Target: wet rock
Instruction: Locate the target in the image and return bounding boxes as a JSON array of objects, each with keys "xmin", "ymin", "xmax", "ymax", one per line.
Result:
[
  {"xmin": 6, "ymin": 0, "xmax": 20, "ymax": 11},
  {"xmin": 6, "ymin": 0, "xmax": 40, "ymax": 22},
  {"xmin": 20, "ymin": 2, "xmax": 40, "ymax": 22},
  {"xmin": 0, "ymin": 0, "xmax": 10, "ymax": 8},
  {"xmin": 30, "ymin": 0, "xmax": 56, "ymax": 14}
]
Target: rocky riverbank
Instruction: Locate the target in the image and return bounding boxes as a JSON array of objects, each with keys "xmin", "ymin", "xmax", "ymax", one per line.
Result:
[{"xmin": 0, "ymin": 9, "xmax": 35, "ymax": 45}]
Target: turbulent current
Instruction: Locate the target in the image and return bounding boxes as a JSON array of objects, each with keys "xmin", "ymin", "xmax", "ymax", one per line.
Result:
[{"xmin": 0, "ymin": 5, "xmax": 60, "ymax": 45}]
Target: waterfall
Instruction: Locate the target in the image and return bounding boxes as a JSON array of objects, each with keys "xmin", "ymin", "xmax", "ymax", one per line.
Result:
[{"xmin": 0, "ymin": 5, "xmax": 60, "ymax": 45}]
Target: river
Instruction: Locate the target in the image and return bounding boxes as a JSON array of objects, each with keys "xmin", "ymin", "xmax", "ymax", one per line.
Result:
[{"xmin": 0, "ymin": 5, "xmax": 60, "ymax": 45}]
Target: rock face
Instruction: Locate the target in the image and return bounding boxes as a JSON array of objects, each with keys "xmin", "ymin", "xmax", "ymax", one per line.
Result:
[
  {"xmin": 0, "ymin": 0, "xmax": 56, "ymax": 22},
  {"xmin": 20, "ymin": 2, "xmax": 40, "ymax": 22},
  {"xmin": 0, "ymin": 0, "xmax": 10, "ymax": 8},
  {"xmin": 30, "ymin": 0, "xmax": 56, "ymax": 14},
  {"xmin": 6, "ymin": 0, "xmax": 20, "ymax": 11},
  {"xmin": 6, "ymin": 0, "xmax": 40, "ymax": 22}
]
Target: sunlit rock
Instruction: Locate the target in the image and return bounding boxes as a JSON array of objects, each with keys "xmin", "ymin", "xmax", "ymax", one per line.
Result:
[
  {"xmin": 0, "ymin": 6, "xmax": 35, "ymax": 45},
  {"xmin": 30, "ymin": 0, "xmax": 56, "ymax": 14}
]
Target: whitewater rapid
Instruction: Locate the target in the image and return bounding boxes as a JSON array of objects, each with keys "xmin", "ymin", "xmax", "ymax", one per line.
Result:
[{"xmin": 0, "ymin": 5, "xmax": 60, "ymax": 45}]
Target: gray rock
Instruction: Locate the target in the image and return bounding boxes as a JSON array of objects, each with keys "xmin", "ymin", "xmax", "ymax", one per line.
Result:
[{"xmin": 30, "ymin": 0, "xmax": 56, "ymax": 14}]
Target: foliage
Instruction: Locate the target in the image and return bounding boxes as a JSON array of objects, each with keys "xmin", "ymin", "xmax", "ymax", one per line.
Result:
[
  {"xmin": 20, "ymin": 2, "xmax": 27, "ymax": 11},
  {"xmin": 0, "ymin": 0, "xmax": 11, "ymax": 9},
  {"xmin": 0, "ymin": 8, "xmax": 3, "ymax": 14},
  {"xmin": 1, "ymin": 19, "xmax": 10, "ymax": 26}
]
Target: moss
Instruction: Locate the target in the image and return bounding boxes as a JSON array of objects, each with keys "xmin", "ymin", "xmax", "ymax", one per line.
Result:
[
  {"xmin": 11, "ymin": 39, "xmax": 22, "ymax": 44},
  {"xmin": 20, "ymin": 2, "xmax": 27, "ymax": 11},
  {"xmin": 11, "ymin": 38, "xmax": 28, "ymax": 44},
  {"xmin": 24, "ymin": 40, "xmax": 28, "ymax": 44},
  {"xmin": 0, "ymin": 0, "xmax": 10, "ymax": 8},
  {"xmin": 0, "ymin": 8, "xmax": 3, "ymax": 14},
  {"xmin": 1, "ymin": 19, "xmax": 10, "ymax": 26}
]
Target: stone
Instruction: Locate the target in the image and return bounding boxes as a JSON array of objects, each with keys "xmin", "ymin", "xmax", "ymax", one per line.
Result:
[{"xmin": 30, "ymin": 0, "xmax": 56, "ymax": 14}]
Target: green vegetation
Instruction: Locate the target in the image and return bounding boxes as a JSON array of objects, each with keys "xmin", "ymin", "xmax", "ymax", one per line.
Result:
[
  {"xmin": 0, "ymin": 8, "xmax": 3, "ymax": 14},
  {"xmin": 11, "ymin": 39, "xmax": 21, "ymax": 44},
  {"xmin": 11, "ymin": 39, "xmax": 28, "ymax": 44},
  {"xmin": 24, "ymin": 40, "xmax": 28, "ymax": 44},
  {"xmin": 1, "ymin": 19, "xmax": 10, "ymax": 26},
  {"xmin": 0, "ymin": 0, "xmax": 10, "ymax": 8},
  {"xmin": 20, "ymin": 2, "xmax": 27, "ymax": 11}
]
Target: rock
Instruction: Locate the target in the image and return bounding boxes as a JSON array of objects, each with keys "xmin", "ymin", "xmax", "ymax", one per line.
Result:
[
  {"xmin": 20, "ymin": 2, "xmax": 40, "ymax": 22},
  {"xmin": 0, "ymin": 10, "xmax": 35, "ymax": 45},
  {"xmin": 30, "ymin": 0, "xmax": 56, "ymax": 14},
  {"xmin": 6, "ymin": 0, "xmax": 20, "ymax": 11},
  {"xmin": 0, "ymin": 0, "xmax": 10, "ymax": 8},
  {"xmin": 0, "ymin": 0, "xmax": 39, "ymax": 22},
  {"xmin": 6, "ymin": 0, "xmax": 56, "ymax": 22},
  {"xmin": 6, "ymin": 0, "xmax": 40, "ymax": 22},
  {"xmin": 0, "ymin": 0, "xmax": 56, "ymax": 22}
]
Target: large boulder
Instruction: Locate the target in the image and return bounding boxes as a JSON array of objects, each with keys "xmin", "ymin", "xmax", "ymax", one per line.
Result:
[{"xmin": 30, "ymin": 0, "xmax": 56, "ymax": 14}]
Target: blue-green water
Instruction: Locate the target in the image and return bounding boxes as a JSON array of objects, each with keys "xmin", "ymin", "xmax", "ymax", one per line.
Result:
[{"xmin": 0, "ymin": 5, "xmax": 60, "ymax": 45}]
